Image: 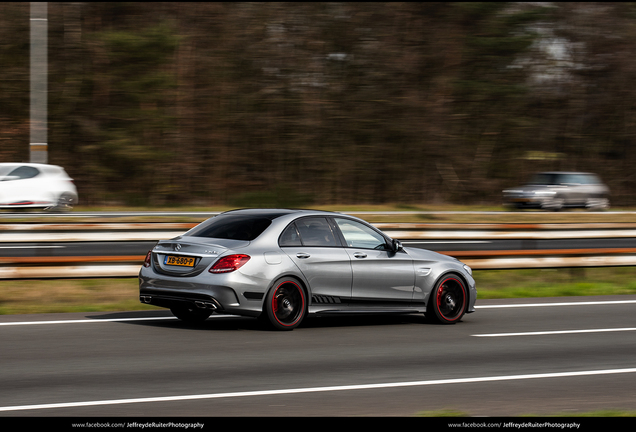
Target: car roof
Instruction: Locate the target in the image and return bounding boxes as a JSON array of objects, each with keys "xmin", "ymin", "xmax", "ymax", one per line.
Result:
[
  {"xmin": 219, "ymin": 208, "xmax": 340, "ymax": 219},
  {"xmin": 535, "ymin": 171, "xmax": 596, "ymax": 175},
  {"xmin": 0, "ymin": 162, "xmax": 64, "ymax": 169},
  {"xmin": 217, "ymin": 209, "xmax": 364, "ymax": 227}
]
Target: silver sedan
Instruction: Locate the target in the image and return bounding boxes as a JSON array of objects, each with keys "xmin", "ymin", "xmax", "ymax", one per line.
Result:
[{"xmin": 139, "ymin": 209, "xmax": 476, "ymax": 330}]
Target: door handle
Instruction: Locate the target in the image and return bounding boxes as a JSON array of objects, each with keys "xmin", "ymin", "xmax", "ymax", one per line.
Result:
[
  {"xmin": 353, "ymin": 252, "xmax": 367, "ymax": 259},
  {"xmin": 296, "ymin": 252, "xmax": 311, "ymax": 259}
]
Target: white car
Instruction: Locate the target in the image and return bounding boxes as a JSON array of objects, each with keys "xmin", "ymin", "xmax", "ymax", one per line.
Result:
[{"xmin": 0, "ymin": 163, "xmax": 78, "ymax": 211}]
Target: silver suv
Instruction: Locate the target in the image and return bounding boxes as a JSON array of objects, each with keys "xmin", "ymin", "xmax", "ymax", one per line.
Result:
[{"xmin": 503, "ymin": 172, "xmax": 610, "ymax": 211}]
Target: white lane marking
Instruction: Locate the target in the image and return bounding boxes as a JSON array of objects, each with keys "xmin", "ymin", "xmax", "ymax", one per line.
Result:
[
  {"xmin": 476, "ymin": 299, "xmax": 636, "ymax": 308},
  {"xmin": 474, "ymin": 328, "xmax": 636, "ymax": 337},
  {"xmin": 0, "ymin": 317, "xmax": 177, "ymax": 326},
  {"xmin": 0, "ymin": 300, "xmax": 634, "ymax": 327},
  {"xmin": 402, "ymin": 240, "xmax": 492, "ymax": 244},
  {"xmin": 0, "ymin": 245, "xmax": 64, "ymax": 249},
  {"xmin": 0, "ymin": 315, "xmax": 247, "ymax": 327},
  {"xmin": 1, "ymin": 368, "xmax": 635, "ymax": 412}
]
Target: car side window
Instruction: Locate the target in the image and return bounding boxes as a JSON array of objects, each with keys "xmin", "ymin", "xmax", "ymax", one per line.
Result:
[
  {"xmin": 563, "ymin": 174, "xmax": 582, "ymax": 185},
  {"xmin": 4, "ymin": 166, "xmax": 40, "ymax": 181},
  {"xmin": 334, "ymin": 218, "xmax": 389, "ymax": 250},
  {"xmin": 579, "ymin": 174, "xmax": 599, "ymax": 185},
  {"xmin": 294, "ymin": 217, "xmax": 338, "ymax": 247},
  {"xmin": 279, "ymin": 223, "xmax": 302, "ymax": 247}
]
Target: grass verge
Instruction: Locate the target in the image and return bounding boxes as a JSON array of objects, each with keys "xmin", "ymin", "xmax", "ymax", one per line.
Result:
[
  {"xmin": 475, "ymin": 267, "xmax": 636, "ymax": 298},
  {"xmin": 0, "ymin": 278, "xmax": 157, "ymax": 315},
  {"xmin": 1, "ymin": 267, "xmax": 635, "ymax": 315}
]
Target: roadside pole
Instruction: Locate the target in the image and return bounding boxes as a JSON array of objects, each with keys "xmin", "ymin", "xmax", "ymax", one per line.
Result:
[{"xmin": 30, "ymin": 2, "xmax": 48, "ymax": 164}]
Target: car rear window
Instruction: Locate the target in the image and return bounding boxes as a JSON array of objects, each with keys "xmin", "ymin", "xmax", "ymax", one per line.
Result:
[{"xmin": 186, "ymin": 215, "xmax": 273, "ymax": 241}]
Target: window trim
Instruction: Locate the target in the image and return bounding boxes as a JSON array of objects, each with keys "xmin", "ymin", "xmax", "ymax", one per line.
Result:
[{"xmin": 278, "ymin": 216, "xmax": 394, "ymax": 250}]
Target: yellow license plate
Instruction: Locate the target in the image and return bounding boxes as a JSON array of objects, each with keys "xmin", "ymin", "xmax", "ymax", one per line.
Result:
[{"xmin": 165, "ymin": 255, "xmax": 196, "ymax": 267}]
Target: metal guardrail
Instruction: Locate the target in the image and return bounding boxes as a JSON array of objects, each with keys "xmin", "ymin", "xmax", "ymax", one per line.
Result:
[
  {"xmin": 4, "ymin": 221, "xmax": 636, "ymax": 240},
  {"xmin": 0, "ymin": 222, "xmax": 193, "ymax": 242},
  {"xmin": 376, "ymin": 222, "xmax": 636, "ymax": 270},
  {"xmin": 2, "ymin": 222, "xmax": 636, "ymax": 278}
]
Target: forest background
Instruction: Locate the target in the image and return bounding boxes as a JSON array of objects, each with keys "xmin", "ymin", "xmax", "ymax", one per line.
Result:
[{"xmin": 1, "ymin": 2, "xmax": 636, "ymax": 208}]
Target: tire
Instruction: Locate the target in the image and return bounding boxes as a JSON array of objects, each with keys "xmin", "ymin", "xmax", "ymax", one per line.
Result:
[
  {"xmin": 426, "ymin": 274, "xmax": 467, "ymax": 324},
  {"xmin": 170, "ymin": 306, "xmax": 211, "ymax": 324},
  {"xmin": 585, "ymin": 197, "xmax": 609, "ymax": 211},
  {"xmin": 264, "ymin": 278, "xmax": 307, "ymax": 330},
  {"xmin": 541, "ymin": 197, "xmax": 564, "ymax": 212},
  {"xmin": 45, "ymin": 193, "xmax": 76, "ymax": 212}
]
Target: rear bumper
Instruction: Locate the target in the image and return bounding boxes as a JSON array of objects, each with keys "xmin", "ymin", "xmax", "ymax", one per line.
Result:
[
  {"xmin": 140, "ymin": 291, "xmax": 222, "ymax": 312},
  {"xmin": 138, "ymin": 268, "xmax": 267, "ymax": 317}
]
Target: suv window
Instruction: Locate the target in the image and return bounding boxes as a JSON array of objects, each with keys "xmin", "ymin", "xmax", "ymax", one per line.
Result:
[
  {"xmin": 580, "ymin": 174, "xmax": 600, "ymax": 185},
  {"xmin": 529, "ymin": 173, "xmax": 557, "ymax": 185},
  {"xmin": 559, "ymin": 174, "xmax": 575, "ymax": 184}
]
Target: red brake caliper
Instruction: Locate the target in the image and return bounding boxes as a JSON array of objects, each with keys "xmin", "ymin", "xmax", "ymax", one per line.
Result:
[{"xmin": 272, "ymin": 290, "xmax": 280, "ymax": 314}]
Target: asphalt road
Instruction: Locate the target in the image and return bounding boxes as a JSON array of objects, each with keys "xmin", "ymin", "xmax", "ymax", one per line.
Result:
[{"xmin": 1, "ymin": 295, "xmax": 635, "ymax": 417}]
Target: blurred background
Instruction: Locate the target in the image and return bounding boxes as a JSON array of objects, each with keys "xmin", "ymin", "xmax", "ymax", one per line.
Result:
[{"xmin": 1, "ymin": 2, "xmax": 635, "ymax": 208}]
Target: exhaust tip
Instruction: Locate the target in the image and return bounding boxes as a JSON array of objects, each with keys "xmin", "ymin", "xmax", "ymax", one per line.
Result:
[
  {"xmin": 140, "ymin": 295, "xmax": 152, "ymax": 304},
  {"xmin": 195, "ymin": 301, "xmax": 218, "ymax": 310}
]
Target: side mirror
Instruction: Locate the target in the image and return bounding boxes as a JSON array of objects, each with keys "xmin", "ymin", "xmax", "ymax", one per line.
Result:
[{"xmin": 391, "ymin": 239, "xmax": 403, "ymax": 253}]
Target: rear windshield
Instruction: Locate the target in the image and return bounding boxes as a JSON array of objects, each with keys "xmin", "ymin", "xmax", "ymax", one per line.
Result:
[{"xmin": 186, "ymin": 215, "xmax": 273, "ymax": 241}]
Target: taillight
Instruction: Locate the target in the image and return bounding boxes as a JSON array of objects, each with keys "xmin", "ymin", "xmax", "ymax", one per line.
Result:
[
  {"xmin": 143, "ymin": 251, "xmax": 152, "ymax": 268},
  {"xmin": 209, "ymin": 254, "xmax": 250, "ymax": 273}
]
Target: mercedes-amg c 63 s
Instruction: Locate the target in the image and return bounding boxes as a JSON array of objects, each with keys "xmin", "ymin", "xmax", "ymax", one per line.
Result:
[{"xmin": 139, "ymin": 209, "xmax": 476, "ymax": 330}]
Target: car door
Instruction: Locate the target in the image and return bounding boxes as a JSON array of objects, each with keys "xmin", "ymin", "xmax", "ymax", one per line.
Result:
[
  {"xmin": 576, "ymin": 173, "xmax": 602, "ymax": 206},
  {"xmin": 574, "ymin": 173, "xmax": 593, "ymax": 206},
  {"xmin": 333, "ymin": 217, "xmax": 415, "ymax": 305},
  {"xmin": 561, "ymin": 173, "xmax": 586, "ymax": 206},
  {"xmin": 279, "ymin": 217, "xmax": 352, "ymax": 302}
]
